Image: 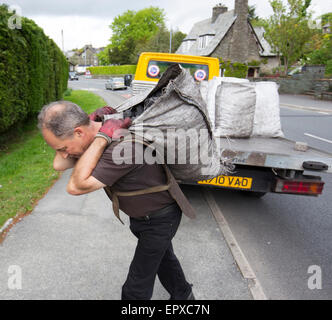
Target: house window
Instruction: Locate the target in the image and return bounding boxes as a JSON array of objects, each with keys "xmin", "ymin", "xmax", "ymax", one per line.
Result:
[
  {"xmin": 198, "ymin": 35, "xmax": 214, "ymax": 49},
  {"xmin": 182, "ymin": 40, "xmax": 195, "ymax": 52}
]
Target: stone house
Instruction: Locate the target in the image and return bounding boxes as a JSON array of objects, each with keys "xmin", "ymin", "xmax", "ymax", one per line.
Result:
[
  {"xmin": 322, "ymin": 23, "xmax": 331, "ymax": 34},
  {"xmin": 176, "ymin": 0, "xmax": 279, "ymax": 76},
  {"xmin": 66, "ymin": 45, "xmax": 105, "ymax": 67}
]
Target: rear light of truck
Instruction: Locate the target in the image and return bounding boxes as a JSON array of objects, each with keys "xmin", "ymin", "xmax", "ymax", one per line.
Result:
[{"xmin": 274, "ymin": 178, "xmax": 324, "ymax": 195}]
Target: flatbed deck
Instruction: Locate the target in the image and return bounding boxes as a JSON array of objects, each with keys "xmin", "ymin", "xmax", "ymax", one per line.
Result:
[{"xmin": 217, "ymin": 137, "xmax": 332, "ymax": 173}]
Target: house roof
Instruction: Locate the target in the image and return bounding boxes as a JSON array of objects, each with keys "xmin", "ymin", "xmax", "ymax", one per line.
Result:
[
  {"xmin": 253, "ymin": 26, "xmax": 276, "ymax": 57},
  {"xmin": 65, "ymin": 50, "xmax": 77, "ymax": 58},
  {"xmin": 176, "ymin": 9, "xmax": 276, "ymax": 57},
  {"xmin": 177, "ymin": 9, "xmax": 237, "ymax": 56}
]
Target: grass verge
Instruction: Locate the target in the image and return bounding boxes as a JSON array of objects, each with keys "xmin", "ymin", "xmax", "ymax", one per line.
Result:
[{"xmin": 0, "ymin": 90, "xmax": 106, "ymax": 231}]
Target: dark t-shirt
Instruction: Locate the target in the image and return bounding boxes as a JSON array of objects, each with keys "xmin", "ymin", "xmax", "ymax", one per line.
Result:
[{"xmin": 92, "ymin": 140, "xmax": 175, "ymax": 217}]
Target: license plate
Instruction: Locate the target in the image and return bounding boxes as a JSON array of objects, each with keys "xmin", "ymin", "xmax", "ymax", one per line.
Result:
[{"xmin": 197, "ymin": 175, "xmax": 253, "ymax": 189}]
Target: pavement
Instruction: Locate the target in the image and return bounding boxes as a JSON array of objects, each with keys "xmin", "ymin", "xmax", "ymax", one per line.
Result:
[
  {"xmin": 0, "ymin": 86, "xmax": 256, "ymax": 300},
  {"xmin": 0, "ymin": 170, "xmax": 252, "ymax": 300},
  {"xmin": 279, "ymin": 94, "xmax": 332, "ymax": 113}
]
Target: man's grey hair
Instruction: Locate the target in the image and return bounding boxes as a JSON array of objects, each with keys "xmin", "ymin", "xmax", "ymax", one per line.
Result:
[{"xmin": 37, "ymin": 100, "xmax": 90, "ymax": 138}]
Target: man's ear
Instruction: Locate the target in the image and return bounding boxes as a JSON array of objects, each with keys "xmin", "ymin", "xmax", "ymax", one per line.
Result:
[{"xmin": 74, "ymin": 127, "xmax": 84, "ymax": 137}]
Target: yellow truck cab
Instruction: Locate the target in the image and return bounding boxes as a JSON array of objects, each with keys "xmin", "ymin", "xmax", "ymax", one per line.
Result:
[{"xmin": 132, "ymin": 52, "xmax": 220, "ymax": 95}]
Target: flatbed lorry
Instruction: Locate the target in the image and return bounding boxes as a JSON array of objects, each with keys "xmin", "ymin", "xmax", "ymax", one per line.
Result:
[{"xmin": 130, "ymin": 52, "xmax": 332, "ymax": 197}]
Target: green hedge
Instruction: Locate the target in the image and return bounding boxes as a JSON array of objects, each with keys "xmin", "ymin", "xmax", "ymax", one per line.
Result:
[
  {"xmin": 326, "ymin": 60, "xmax": 332, "ymax": 78},
  {"xmin": 88, "ymin": 65, "xmax": 137, "ymax": 75},
  {"xmin": 0, "ymin": 4, "xmax": 68, "ymax": 133},
  {"xmin": 219, "ymin": 58, "xmax": 249, "ymax": 78}
]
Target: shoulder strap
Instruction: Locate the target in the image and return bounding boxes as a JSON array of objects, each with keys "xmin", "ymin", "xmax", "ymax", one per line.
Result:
[{"xmin": 105, "ymin": 134, "xmax": 172, "ymax": 224}]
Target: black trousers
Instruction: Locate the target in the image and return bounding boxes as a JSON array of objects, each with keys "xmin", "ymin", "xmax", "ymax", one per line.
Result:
[{"xmin": 121, "ymin": 205, "xmax": 192, "ymax": 300}]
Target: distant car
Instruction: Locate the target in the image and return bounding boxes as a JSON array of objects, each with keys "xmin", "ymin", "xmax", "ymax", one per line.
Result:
[
  {"xmin": 288, "ymin": 66, "xmax": 303, "ymax": 76},
  {"xmin": 105, "ymin": 77, "xmax": 126, "ymax": 90},
  {"xmin": 69, "ymin": 72, "xmax": 79, "ymax": 80}
]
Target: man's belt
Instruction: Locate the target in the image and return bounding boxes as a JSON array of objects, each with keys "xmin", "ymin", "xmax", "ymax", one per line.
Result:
[{"xmin": 131, "ymin": 202, "xmax": 181, "ymax": 221}]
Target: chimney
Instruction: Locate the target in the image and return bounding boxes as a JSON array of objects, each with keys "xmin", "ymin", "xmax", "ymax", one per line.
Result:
[
  {"xmin": 212, "ymin": 4, "xmax": 228, "ymax": 23},
  {"xmin": 229, "ymin": 0, "xmax": 249, "ymax": 63},
  {"xmin": 234, "ymin": 0, "xmax": 248, "ymax": 18}
]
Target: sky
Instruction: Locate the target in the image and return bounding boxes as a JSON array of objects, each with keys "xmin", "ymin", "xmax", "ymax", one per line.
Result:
[{"xmin": 1, "ymin": 0, "xmax": 332, "ymax": 51}]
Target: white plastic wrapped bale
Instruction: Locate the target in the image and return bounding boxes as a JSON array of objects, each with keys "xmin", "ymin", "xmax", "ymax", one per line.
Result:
[
  {"xmin": 252, "ymin": 82, "xmax": 284, "ymax": 138},
  {"xmin": 220, "ymin": 77, "xmax": 249, "ymax": 83},
  {"xmin": 199, "ymin": 77, "xmax": 250, "ymax": 130},
  {"xmin": 199, "ymin": 77, "xmax": 222, "ymax": 131},
  {"xmin": 214, "ymin": 82, "xmax": 256, "ymax": 138}
]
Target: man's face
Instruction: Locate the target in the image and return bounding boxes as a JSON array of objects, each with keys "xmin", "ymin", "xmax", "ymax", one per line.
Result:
[{"xmin": 42, "ymin": 127, "xmax": 89, "ymax": 159}]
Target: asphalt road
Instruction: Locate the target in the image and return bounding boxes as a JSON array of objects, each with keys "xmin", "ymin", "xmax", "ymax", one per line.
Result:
[
  {"xmin": 68, "ymin": 76, "xmax": 132, "ymax": 107},
  {"xmin": 215, "ymin": 96, "xmax": 332, "ymax": 299},
  {"xmin": 64, "ymin": 78, "xmax": 332, "ymax": 299}
]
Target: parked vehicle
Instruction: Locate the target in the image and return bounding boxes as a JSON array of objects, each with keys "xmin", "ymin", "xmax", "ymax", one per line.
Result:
[
  {"xmin": 69, "ymin": 71, "xmax": 79, "ymax": 81},
  {"xmin": 288, "ymin": 66, "xmax": 303, "ymax": 76},
  {"xmin": 105, "ymin": 77, "xmax": 127, "ymax": 90},
  {"xmin": 132, "ymin": 52, "xmax": 220, "ymax": 95},
  {"xmin": 124, "ymin": 74, "xmax": 133, "ymax": 87},
  {"xmin": 128, "ymin": 53, "xmax": 332, "ymax": 197}
]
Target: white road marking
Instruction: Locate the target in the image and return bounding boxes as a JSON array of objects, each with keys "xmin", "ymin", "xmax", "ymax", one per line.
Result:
[
  {"xmin": 304, "ymin": 133, "xmax": 332, "ymax": 144},
  {"xmin": 280, "ymin": 103, "xmax": 332, "ymax": 114},
  {"xmin": 203, "ymin": 189, "xmax": 267, "ymax": 300}
]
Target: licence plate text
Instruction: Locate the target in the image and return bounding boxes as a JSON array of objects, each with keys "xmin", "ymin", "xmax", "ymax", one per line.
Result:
[{"xmin": 197, "ymin": 175, "xmax": 253, "ymax": 189}]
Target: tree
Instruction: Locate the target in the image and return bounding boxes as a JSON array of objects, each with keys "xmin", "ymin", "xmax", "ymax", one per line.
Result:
[
  {"xmin": 172, "ymin": 30, "xmax": 187, "ymax": 52},
  {"xmin": 248, "ymin": 5, "xmax": 269, "ymax": 28},
  {"xmin": 134, "ymin": 27, "xmax": 186, "ymax": 58},
  {"xmin": 108, "ymin": 7, "xmax": 165, "ymax": 64},
  {"xmin": 306, "ymin": 33, "xmax": 332, "ymax": 74},
  {"xmin": 248, "ymin": 5, "xmax": 258, "ymax": 21},
  {"xmin": 97, "ymin": 46, "xmax": 111, "ymax": 66},
  {"xmin": 264, "ymin": 0, "xmax": 314, "ymax": 75},
  {"xmin": 321, "ymin": 12, "xmax": 332, "ymax": 26}
]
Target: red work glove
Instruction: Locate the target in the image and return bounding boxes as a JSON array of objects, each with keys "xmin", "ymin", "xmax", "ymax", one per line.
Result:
[
  {"xmin": 99, "ymin": 118, "xmax": 132, "ymax": 141},
  {"xmin": 89, "ymin": 106, "xmax": 117, "ymax": 122}
]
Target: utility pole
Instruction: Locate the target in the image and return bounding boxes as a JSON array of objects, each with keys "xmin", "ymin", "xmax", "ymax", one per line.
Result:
[
  {"xmin": 61, "ymin": 29, "xmax": 64, "ymax": 52},
  {"xmin": 169, "ymin": 27, "xmax": 172, "ymax": 53}
]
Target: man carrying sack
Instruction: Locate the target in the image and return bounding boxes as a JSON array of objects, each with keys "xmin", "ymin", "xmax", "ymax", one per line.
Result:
[{"xmin": 38, "ymin": 101, "xmax": 196, "ymax": 300}]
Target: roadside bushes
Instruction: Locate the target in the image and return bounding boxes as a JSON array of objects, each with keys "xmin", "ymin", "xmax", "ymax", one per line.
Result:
[
  {"xmin": 219, "ymin": 58, "xmax": 249, "ymax": 78},
  {"xmin": 326, "ymin": 60, "xmax": 332, "ymax": 79},
  {"xmin": 88, "ymin": 65, "xmax": 137, "ymax": 76},
  {"xmin": 0, "ymin": 4, "xmax": 68, "ymax": 133}
]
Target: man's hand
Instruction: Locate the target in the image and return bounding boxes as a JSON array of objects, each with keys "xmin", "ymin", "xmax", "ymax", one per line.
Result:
[
  {"xmin": 53, "ymin": 152, "xmax": 77, "ymax": 171},
  {"xmin": 99, "ymin": 118, "xmax": 132, "ymax": 140},
  {"xmin": 89, "ymin": 106, "xmax": 117, "ymax": 122}
]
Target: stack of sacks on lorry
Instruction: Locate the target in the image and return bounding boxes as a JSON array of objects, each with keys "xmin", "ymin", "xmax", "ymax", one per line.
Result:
[
  {"xmin": 199, "ymin": 78, "xmax": 284, "ymax": 138},
  {"xmin": 114, "ymin": 64, "xmax": 232, "ymax": 181},
  {"xmin": 199, "ymin": 77, "xmax": 249, "ymax": 132},
  {"xmin": 252, "ymin": 82, "xmax": 284, "ymax": 138}
]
